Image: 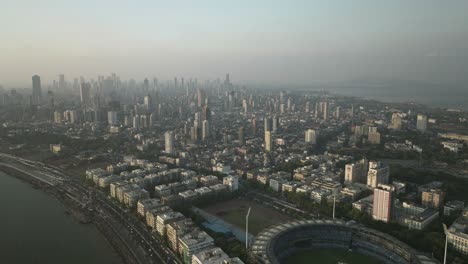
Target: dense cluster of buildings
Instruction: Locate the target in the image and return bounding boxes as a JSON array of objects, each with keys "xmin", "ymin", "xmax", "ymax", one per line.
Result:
[
  {"xmin": 86, "ymin": 159, "xmax": 241, "ymax": 264},
  {"xmin": 1, "ymin": 73, "xmax": 467, "ymax": 261}
]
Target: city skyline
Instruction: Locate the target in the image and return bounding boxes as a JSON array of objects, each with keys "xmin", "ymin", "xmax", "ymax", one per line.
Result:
[{"xmin": 2, "ymin": 1, "xmax": 468, "ymax": 87}]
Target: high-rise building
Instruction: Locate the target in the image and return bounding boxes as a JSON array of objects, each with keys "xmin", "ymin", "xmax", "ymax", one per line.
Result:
[
  {"xmin": 368, "ymin": 127, "xmax": 381, "ymax": 144},
  {"xmin": 345, "ymin": 158, "xmax": 369, "ymax": 183},
  {"xmin": 305, "ymin": 129, "xmax": 317, "ymax": 144},
  {"xmin": 367, "ymin": 161, "xmax": 390, "ymax": 188},
  {"xmin": 264, "ymin": 117, "xmax": 272, "ymax": 132},
  {"xmin": 202, "ymin": 120, "xmax": 209, "ymax": 141},
  {"xmin": 133, "ymin": 115, "xmax": 140, "ymax": 129},
  {"xmin": 264, "ymin": 131, "xmax": 272, "ymax": 152},
  {"xmin": 58, "ymin": 74, "xmax": 65, "ymax": 90},
  {"xmin": 238, "ymin": 126, "xmax": 244, "ymax": 145},
  {"xmin": 197, "ymin": 89, "xmax": 205, "ymax": 107},
  {"xmin": 143, "ymin": 78, "xmax": 149, "ymax": 91},
  {"xmin": 391, "ymin": 113, "xmax": 403, "ymax": 130},
  {"xmin": 80, "ymin": 82, "xmax": 91, "ymax": 106},
  {"xmin": 191, "ymin": 126, "xmax": 198, "ymax": 141},
  {"xmin": 108, "ymin": 111, "xmax": 118, "ymax": 126},
  {"xmin": 416, "ymin": 114, "xmax": 427, "ymax": 132},
  {"xmin": 201, "ymin": 106, "xmax": 211, "ymax": 121},
  {"xmin": 251, "ymin": 117, "xmax": 257, "ymax": 135},
  {"xmin": 144, "ymin": 95, "xmax": 152, "ymax": 111},
  {"xmin": 421, "ymin": 189, "xmax": 445, "ymax": 209},
  {"xmin": 32, "ymin": 75, "xmax": 42, "ymax": 105},
  {"xmin": 53, "ymin": 111, "xmax": 62, "ymax": 124},
  {"xmin": 373, "ymin": 184, "xmax": 395, "ymax": 223},
  {"xmin": 165, "ymin": 131, "xmax": 175, "ymax": 154},
  {"xmin": 321, "ymin": 101, "xmax": 329, "ymax": 120},
  {"xmin": 272, "ymin": 115, "xmax": 279, "ymax": 133}
]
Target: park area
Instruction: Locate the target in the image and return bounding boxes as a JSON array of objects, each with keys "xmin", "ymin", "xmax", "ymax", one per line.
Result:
[{"xmin": 202, "ymin": 197, "xmax": 293, "ymax": 235}]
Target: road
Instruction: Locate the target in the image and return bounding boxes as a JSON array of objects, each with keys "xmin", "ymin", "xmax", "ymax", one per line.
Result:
[{"xmin": 0, "ymin": 153, "xmax": 182, "ymax": 264}]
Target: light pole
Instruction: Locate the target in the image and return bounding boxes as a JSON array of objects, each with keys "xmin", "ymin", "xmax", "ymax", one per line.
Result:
[
  {"xmin": 443, "ymin": 224, "xmax": 448, "ymax": 264},
  {"xmin": 246, "ymin": 207, "xmax": 251, "ymax": 249},
  {"xmin": 332, "ymin": 194, "xmax": 336, "ymax": 220}
]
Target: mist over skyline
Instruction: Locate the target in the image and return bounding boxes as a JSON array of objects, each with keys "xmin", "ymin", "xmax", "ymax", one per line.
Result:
[{"xmin": 2, "ymin": 0, "xmax": 468, "ymax": 88}]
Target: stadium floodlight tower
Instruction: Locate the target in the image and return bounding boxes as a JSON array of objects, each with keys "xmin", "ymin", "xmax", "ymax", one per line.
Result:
[
  {"xmin": 443, "ymin": 224, "xmax": 448, "ymax": 264},
  {"xmin": 246, "ymin": 207, "xmax": 251, "ymax": 249},
  {"xmin": 332, "ymin": 189, "xmax": 338, "ymax": 220},
  {"xmin": 332, "ymin": 195, "xmax": 336, "ymax": 220}
]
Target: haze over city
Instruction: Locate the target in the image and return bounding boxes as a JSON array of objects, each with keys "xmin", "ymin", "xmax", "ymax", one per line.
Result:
[
  {"xmin": 2, "ymin": 0, "xmax": 468, "ymax": 87},
  {"xmin": 1, "ymin": 2, "xmax": 468, "ymax": 264}
]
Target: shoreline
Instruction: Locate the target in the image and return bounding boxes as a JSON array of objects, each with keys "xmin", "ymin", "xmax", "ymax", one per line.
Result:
[{"xmin": 0, "ymin": 164, "xmax": 134, "ymax": 264}]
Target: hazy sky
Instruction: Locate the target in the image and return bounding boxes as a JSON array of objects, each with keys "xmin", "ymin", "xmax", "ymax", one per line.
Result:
[{"xmin": 1, "ymin": 0, "xmax": 468, "ymax": 87}]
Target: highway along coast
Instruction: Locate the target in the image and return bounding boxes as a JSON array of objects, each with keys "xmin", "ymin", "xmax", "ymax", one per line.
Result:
[{"xmin": 0, "ymin": 153, "xmax": 165, "ymax": 264}]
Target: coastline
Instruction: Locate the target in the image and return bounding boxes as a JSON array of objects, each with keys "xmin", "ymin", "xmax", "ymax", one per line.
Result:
[{"xmin": 0, "ymin": 164, "xmax": 133, "ymax": 264}]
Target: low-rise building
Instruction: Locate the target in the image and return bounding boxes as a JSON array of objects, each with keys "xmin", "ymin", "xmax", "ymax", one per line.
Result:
[
  {"xmin": 447, "ymin": 208, "xmax": 468, "ymax": 255},
  {"xmin": 156, "ymin": 212, "xmax": 185, "ymax": 237},
  {"xmin": 402, "ymin": 209, "xmax": 439, "ymax": 230},
  {"xmin": 352, "ymin": 195, "xmax": 374, "ymax": 215},
  {"xmin": 161, "ymin": 194, "xmax": 184, "ymax": 208},
  {"xmin": 222, "ymin": 176, "xmax": 239, "ymax": 192},
  {"xmin": 179, "ymin": 190, "xmax": 199, "ymax": 202},
  {"xmin": 310, "ymin": 188, "xmax": 332, "ymax": 202},
  {"xmin": 116, "ymin": 184, "xmax": 141, "ymax": 203},
  {"xmin": 155, "ymin": 184, "xmax": 172, "ymax": 198},
  {"xmin": 282, "ymin": 181, "xmax": 302, "ymax": 193},
  {"xmin": 209, "ymin": 184, "xmax": 227, "ymax": 193},
  {"xmin": 167, "ymin": 219, "xmax": 195, "ymax": 252},
  {"xmin": 421, "ymin": 189, "xmax": 445, "ymax": 209},
  {"xmin": 192, "ymin": 247, "xmax": 228, "ymax": 264},
  {"xmin": 200, "ymin": 175, "xmax": 219, "ymax": 186},
  {"xmin": 340, "ymin": 186, "xmax": 364, "ymax": 202},
  {"xmin": 444, "ymin": 200, "xmax": 465, "ymax": 216},
  {"xmin": 123, "ymin": 189, "xmax": 150, "ymax": 208},
  {"xmin": 310, "ymin": 178, "xmax": 342, "ymax": 193},
  {"xmin": 110, "ymin": 181, "xmax": 129, "ymax": 198},
  {"xmin": 194, "ymin": 187, "xmax": 213, "ymax": 197},
  {"xmin": 137, "ymin": 198, "xmax": 162, "ymax": 218},
  {"xmin": 98, "ymin": 174, "xmax": 121, "ymax": 188},
  {"xmin": 146, "ymin": 206, "xmax": 172, "ymax": 229},
  {"xmin": 179, "ymin": 230, "xmax": 214, "ymax": 264}
]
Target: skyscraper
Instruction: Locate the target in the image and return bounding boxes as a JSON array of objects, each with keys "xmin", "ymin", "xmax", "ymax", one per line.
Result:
[
  {"xmin": 58, "ymin": 74, "xmax": 65, "ymax": 90},
  {"xmin": 144, "ymin": 95, "xmax": 152, "ymax": 111},
  {"xmin": 416, "ymin": 114, "xmax": 427, "ymax": 132},
  {"xmin": 108, "ymin": 111, "xmax": 118, "ymax": 126},
  {"xmin": 345, "ymin": 158, "xmax": 369, "ymax": 183},
  {"xmin": 202, "ymin": 120, "xmax": 210, "ymax": 141},
  {"xmin": 264, "ymin": 117, "xmax": 272, "ymax": 132},
  {"xmin": 373, "ymin": 184, "xmax": 395, "ymax": 223},
  {"xmin": 391, "ymin": 113, "xmax": 403, "ymax": 130},
  {"xmin": 165, "ymin": 131, "xmax": 175, "ymax": 154},
  {"xmin": 264, "ymin": 131, "xmax": 272, "ymax": 152},
  {"xmin": 197, "ymin": 88, "xmax": 205, "ymax": 108},
  {"xmin": 322, "ymin": 101, "xmax": 329, "ymax": 120},
  {"xmin": 201, "ymin": 106, "xmax": 211, "ymax": 121},
  {"xmin": 367, "ymin": 161, "xmax": 390, "ymax": 188},
  {"xmin": 305, "ymin": 129, "xmax": 317, "ymax": 144},
  {"xmin": 80, "ymin": 82, "xmax": 91, "ymax": 106},
  {"xmin": 32, "ymin": 75, "xmax": 42, "ymax": 105},
  {"xmin": 251, "ymin": 117, "xmax": 257, "ymax": 135},
  {"xmin": 143, "ymin": 78, "xmax": 150, "ymax": 92},
  {"xmin": 272, "ymin": 115, "xmax": 279, "ymax": 133},
  {"xmin": 238, "ymin": 126, "xmax": 244, "ymax": 145}
]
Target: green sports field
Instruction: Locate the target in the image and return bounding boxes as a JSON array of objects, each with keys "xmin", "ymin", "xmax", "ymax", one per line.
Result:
[
  {"xmin": 285, "ymin": 249, "xmax": 383, "ymax": 264},
  {"xmin": 203, "ymin": 197, "xmax": 293, "ymax": 235}
]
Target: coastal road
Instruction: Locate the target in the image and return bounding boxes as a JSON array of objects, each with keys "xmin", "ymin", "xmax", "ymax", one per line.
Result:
[{"xmin": 0, "ymin": 153, "xmax": 181, "ymax": 264}]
